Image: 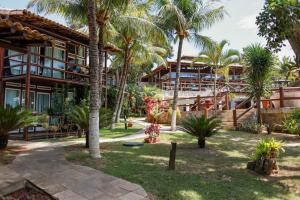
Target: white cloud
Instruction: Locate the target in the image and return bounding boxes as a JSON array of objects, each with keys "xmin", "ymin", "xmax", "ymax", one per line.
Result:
[{"xmin": 237, "ymin": 14, "xmax": 258, "ymax": 30}]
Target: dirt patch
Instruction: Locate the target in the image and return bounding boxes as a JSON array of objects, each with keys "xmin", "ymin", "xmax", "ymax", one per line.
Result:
[
  {"xmin": 5, "ymin": 187, "xmax": 54, "ymax": 200},
  {"xmin": 0, "ymin": 146, "xmax": 28, "ymax": 165}
]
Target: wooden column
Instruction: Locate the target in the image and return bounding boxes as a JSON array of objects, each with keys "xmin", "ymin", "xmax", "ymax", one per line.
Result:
[
  {"xmin": 279, "ymin": 87, "xmax": 284, "ymax": 108},
  {"xmin": 225, "ymin": 92, "xmax": 229, "ymax": 110},
  {"xmin": 197, "ymin": 95, "xmax": 201, "ymax": 111},
  {"xmin": 24, "ymin": 47, "xmax": 31, "ymax": 141},
  {"xmin": 104, "ymin": 51, "xmax": 108, "ymax": 108},
  {"xmin": 0, "ymin": 48, "xmax": 4, "ymax": 106},
  {"xmin": 233, "ymin": 109, "xmax": 237, "ymax": 127}
]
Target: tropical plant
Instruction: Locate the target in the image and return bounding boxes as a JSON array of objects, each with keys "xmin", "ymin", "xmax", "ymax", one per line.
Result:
[
  {"xmin": 251, "ymin": 138, "xmax": 284, "ymax": 160},
  {"xmin": 154, "ymin": 0, "xmax": 226, "ymax": 130},
  {"xmin": 243, "ymin": 44, "xmax": 275, "ymax": 125},
  {"xmin": 279, "ymin": 56, "xmax": 298, "ymax": 81},
  {"xmin": 282, "ymin": 118, "xmax": 299, "ymax": 135},
  {"xmin": 109, "ymin": 14, "xmax": 167, "ymax": 129},
  {"xmin": 256, "ymin": 0, "xmax": 300, "ymax": 65},
  {"xmin": 180, "ymin": 115, "xmax": 221, "ymax": 148},
  {"xmin": 193, "ymin": 40, "xmax": 240, "ymax": 114},
  {"xmin": 0, "ymin": 106, "xmax": 36, "ymax": 149}
]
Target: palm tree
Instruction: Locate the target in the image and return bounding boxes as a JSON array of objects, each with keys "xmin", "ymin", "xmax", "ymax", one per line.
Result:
[
  {"xmin": 193, "ymin": 40, "xmax": 240, "ymax": 114},
  {"xmin": 109, "ymin": 15, "xmax": 167, "ymax": 129},
  {"xmin": 243, "ymin": 44, "xmax": 275, "ymax": 125},
  {"xmin": 0, "ymin": 106, "xmax": 37, "ymax": 149},
  {"xmin": 86, "ymin": 0, "xmax": 101, "ymax": 158},
  {"xmin": 155, "ymin": 0, "xmax": 226, "ymax": 130},
  {"xmin": 180, "ymin": 115, "xmax": 221, "ymax": 148},
  {"xmin": 279, "ymin": 56, "xmax": 298, "ymax": 82}
]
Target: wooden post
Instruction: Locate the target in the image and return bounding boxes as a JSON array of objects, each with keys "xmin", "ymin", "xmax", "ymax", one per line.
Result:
[
  {"xmin": 204, "ymin": 108, "xmax": 208, "ymax": 119},
  {"xmin": 24, "ymin": 47, "xmax": 31, "ymax": 141},
  {"xmin": 225, "ymin": 92, "xmax": 229, "ymax": 110},
  {"xmin": 0, "ymin": 48, "xmax": 4, "ymax": 106},
  {"xmin": 168, "ymin": 142, "xmax": 177, "ymax": 170},
  {"xmin": 279, "ymin": 87, "xmax": 284, "ymax": 108},
  {"xmin": 197, "ymin": 95, "xmax": 201, "ymax": 111},
  {"xmin": 233, "ymin": 109, "xmax": 237, "ymax": 127}
]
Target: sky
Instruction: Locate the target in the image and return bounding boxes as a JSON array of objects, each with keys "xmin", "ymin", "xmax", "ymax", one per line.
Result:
[{"xmin": 0, "ymin": 0, "xmax": 295, "ymax": 60}]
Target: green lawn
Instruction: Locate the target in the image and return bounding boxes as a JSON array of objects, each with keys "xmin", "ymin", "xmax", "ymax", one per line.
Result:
[
  {"xmin": 65, "ymin": 131, "xmax": 300, "ymax": 200},
  {"xmin": 100, "ymin": 122, "xmax": 144, "ymax": 139}
]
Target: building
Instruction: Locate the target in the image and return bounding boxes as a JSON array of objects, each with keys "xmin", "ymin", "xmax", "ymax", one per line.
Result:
[
  {"xmin": 0, "ymin": 9, "xmax": 111, "ymax": 139},
  {"xmin": 141, "ymin": 56, "xmax": 247, "ymax": 99}
]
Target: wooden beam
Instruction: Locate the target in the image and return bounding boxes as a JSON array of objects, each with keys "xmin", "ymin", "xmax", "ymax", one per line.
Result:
[
  {"xmin": 0, "ymin": 48, "xmax": 4, "ymax": 106},
  {"xmin": 0, "ymin": 40, "xmax": 27, "ymax": 53},
  {"xmin": 24, "ymin": 46, "xmax": 31, "ymax": 141}
]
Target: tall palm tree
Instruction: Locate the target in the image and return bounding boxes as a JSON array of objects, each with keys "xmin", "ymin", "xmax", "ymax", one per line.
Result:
[
  {"xmin": 87, "ymin": 0, "xmax": 100, "ymax": 158},
  {"xmin": 109, "ymin": 15, "xmax": 167, "ymax": 129},
  {"xmin": 279, "ymin": 56, "xmax": 298, "ymax": 82},
  {"xmin": 193, "ymin": 40, "xmax": 240, "ymax": 114},
  {"xmin": 155, "ymin": 0, "xmax": 226, "ymax": 130},
  {"xmin": 243, "ymin": 44, "xmax": 275, "ymax": 125}
]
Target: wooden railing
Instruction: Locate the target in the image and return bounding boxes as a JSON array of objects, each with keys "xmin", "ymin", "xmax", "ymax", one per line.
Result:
[{"xmin": 233, "ymin": 87, "xmax": 300, "ymax": 127}]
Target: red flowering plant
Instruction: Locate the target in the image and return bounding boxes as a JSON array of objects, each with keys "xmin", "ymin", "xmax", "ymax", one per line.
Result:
[
  {"xmin": 145, "ymin": 123, "xmax": 160, "ymax": 138},
  {"xmin": 144, "ymin": 96, "xmax": 169, "ymax": 123}
]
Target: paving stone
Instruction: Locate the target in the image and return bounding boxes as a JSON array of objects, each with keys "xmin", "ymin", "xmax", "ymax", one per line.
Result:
[
  {"xmin": 111, "ymin": 179, "xmax": 141, "ymax": 192},
  {"xmin": 54, "ymin": 190, "xmax": 88, "ymax": 200},
  {"xmin": 134, "ymin": 188, "xmax": 148, "ymax": 197},
  {"xmin": 43, "ymin": 184, "xmax": 68, "ymax": 195},
  {"xmin": 117, "ymin": 192, "xmax": 145, "ymax": 200}
]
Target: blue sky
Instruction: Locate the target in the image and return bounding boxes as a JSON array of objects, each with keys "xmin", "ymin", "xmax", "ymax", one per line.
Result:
[{"xmin": 0, "ymin": 0, "xmax": 294, "ymax": 60}]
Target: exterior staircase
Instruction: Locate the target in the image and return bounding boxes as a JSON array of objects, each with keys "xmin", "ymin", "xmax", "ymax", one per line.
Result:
[{"xmin": 215, "ymin": 109, "xmax": 257, "ymax": 130}]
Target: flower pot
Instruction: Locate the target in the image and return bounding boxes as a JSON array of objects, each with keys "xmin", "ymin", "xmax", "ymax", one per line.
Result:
[
  {"xmin": 0, "ymin": 134, "xmax": 8, "ymax": 150},
  {"xmin": 198, "ymin": 138, "xmax": 205, "ymax": 148},
  {"xmin": 128, "ymin": 123, "xmax": 133, "ymax": 128},
  {"xmin": 144, "ymin": 137, "xmax": 160, "ymax": 144},
  {"xmin": 262, "ymin": 101, "xmax": 270, "ymax": 109}
]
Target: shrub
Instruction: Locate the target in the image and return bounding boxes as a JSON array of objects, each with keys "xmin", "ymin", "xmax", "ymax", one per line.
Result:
[
  {"xmin": 237, "ymin": 117, "xmax": 264, "ymax": 134},
  {"xmin": 180, "ymin": 115, "xmax": 221, "ymax": 148},
  {"xmin": 144, "ymin": 123, "xmax": 160, "ymax": 138},
  {"xmin": 99, "ymin": 108, "xmax": 113, "ymax": 128},
  {"xmin": 0, "ymin": 106, "xmax": 38, "ymax": 149},
  {"xmin": 291, "ymin": 108, "xmax": 300, "ymax": 121},
  {"xmin": 282, "ymin": 118, "xmax": 299, "ymax": 135},
  {"xmin": 251, "ymin": 138, "xmax": 284, "ymax": 160}
]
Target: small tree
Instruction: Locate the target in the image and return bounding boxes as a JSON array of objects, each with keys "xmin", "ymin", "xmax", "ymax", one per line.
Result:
[
  {"xmin": 180, "ymin": 115, "xmax": 221, "ymax": 148},
  {"xmin": 243, "ymin": 44, "xmax": 275, "ymax": 125},
  {"xmin": 0, "ymin": 106, "xmax": 37, "ymax": 149}
]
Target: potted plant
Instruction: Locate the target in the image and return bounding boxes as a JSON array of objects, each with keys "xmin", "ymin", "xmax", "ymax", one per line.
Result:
[
  {"xmin": 247, "ymin": 138, "xmax": 284, "ymax": 175},
  {"xmin": 144, "ymin": 123, "xmax": 160, "ymax": 143},
  {"xmin": 0, "ymin": 106, "xmax": 37, "ymax": 149},
  {"xmin": 180, "ymin": 115, "xmax": 221, "ymax": 148}
]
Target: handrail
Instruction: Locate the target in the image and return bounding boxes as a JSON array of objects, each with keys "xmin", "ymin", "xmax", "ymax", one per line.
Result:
[
  {"xmin": 235, "ymin": 96, "xmax": 252, "ymax": 109},
  {"xmin": 236, "ymin": 104, "xmax": 255, "ymax": 120}
]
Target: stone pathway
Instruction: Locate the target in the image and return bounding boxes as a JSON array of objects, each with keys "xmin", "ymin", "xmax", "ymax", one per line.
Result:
[{"xmin": 0, "ymin": 141, "xmax": 148, "ymax": 200}]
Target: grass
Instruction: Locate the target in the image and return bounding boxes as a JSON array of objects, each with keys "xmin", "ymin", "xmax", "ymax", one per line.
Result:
[
  {"xmin": 65, "ymin": 131, "xmax": 300, "ymax": 200},
  {"xmin": 100, "ymin": 122, "xmax": 144, "ymax": 139}
]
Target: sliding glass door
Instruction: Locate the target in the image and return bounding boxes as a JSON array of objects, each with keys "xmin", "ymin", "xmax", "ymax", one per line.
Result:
[{"xmin": 37, "ymin": 93, "xmax": 50, "ymax": 113}]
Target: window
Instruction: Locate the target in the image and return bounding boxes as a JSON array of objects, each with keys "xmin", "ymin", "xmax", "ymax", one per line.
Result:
[
  {"xmin": 53, "ymin": 48, "xmax": 65, "ymax": 79},
  {"xmin": 5, "ymin": 88, "xmax": 20, "ymax": 107},
  {"xmin": 21, "ymin": 91, "xmax": 35, "ymax": 111},
  {"xmin": 37, "ymin": 93, "xmax": 50, "ymax": 113}
]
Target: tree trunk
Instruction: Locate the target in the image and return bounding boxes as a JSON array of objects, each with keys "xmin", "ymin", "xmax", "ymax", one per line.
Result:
[
  {"xmin": 171, "ymin": 37, "xmax": 184, "ymax": 131},
  {"xmin": 257, "ymin": 96, "xmax": 262, "ymax": 126},
  {"xmin": 98, "ymin": 24, "xmax": 104, "ymax": 107},
  {"xmin": 213, "ymin": 66, "xmax": 218, "ymax": 115},
  {"xmin": 87, "ymin": 0, "xmax": 100, "ymax": 158},
  {"xmin": 0, "ymin": 134, "xmax": 8, "ymax": 150},
  {"xmin": 198, "ymin": 138, "xmax": 205, "ymax": 148},
  {"xmin": 288, "ymin": 28, "xmax": 300, "ymax": 68},
  {"xmin": 111, "ymin": 46, "xmax": 130, "ymax": 129}
]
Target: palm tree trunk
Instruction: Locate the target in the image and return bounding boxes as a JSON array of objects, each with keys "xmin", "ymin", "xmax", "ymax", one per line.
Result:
[
  {"xmin": 111, "ymin": 46, "xmax": 130, "ymax": 129},
  {"xmin": 98, "ymin": 25, "xmax": 104, "ymax": 107},
  {"xmin": 87, "ymin": 0, "xmax": 100, "ymax": 158},
  {"xmin": 171, "ymin": 36, "xmax": 184, "ymax": 131},
  {"xmin": 257, "ymin": 96, "xmax": 262, "ymax": 125},
  {"xmin": 213, "ymin": 67, "xmax": 217, "ymax": 115}
]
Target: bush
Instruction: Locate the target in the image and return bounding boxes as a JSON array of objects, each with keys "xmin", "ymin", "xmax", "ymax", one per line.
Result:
[
  {"xmin": 237, "ymin": 120, "xmax": 264, "ymax": 134},
  {"xmin": 99, "ymin": 108, "xmax": 113, "ymax": 128},
  {"xmin": 251, "ymin": 138, "xmax": 284, "ymax": 160},
  {"xmin": 282, "ymin": 118, "xmax": 299, "ymax": 135},
  {"xmin": 180, "ymin": 115, "xmax": 221, "ymax": 148}
]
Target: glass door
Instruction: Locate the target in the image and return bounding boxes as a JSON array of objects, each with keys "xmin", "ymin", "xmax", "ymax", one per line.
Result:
[{"xmin": 37, "ymin": 93, "xmax": 50, "ymax": 113}]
